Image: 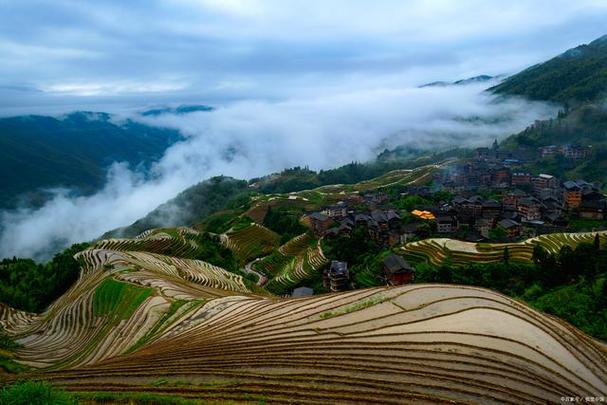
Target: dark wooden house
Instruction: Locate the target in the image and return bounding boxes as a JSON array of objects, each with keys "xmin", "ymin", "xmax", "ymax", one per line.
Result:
[{"xmin": 383, "ymin": 254, "xmax": 415, "ymax": 286}]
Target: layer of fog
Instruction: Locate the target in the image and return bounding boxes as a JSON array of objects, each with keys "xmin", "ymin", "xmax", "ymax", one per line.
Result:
[{"xmin": 0, "ymin": 82, "xmax": 557, "ymax": 260}]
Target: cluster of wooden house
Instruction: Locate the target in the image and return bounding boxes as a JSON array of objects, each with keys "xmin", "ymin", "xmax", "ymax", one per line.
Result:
[
  {"xmin": 430, "ymin": 175, "xmax": 605, "ymax": 239},
  {"xmin": 320, "ymin": 254, "xmax": 416, "ymax": 293},
  {"xmin": 305, "ymin": 205, "xmax": 408, "ymax": 247}
]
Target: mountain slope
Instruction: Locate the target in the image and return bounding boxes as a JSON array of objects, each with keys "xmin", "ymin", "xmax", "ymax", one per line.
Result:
[
  {"xmin": 490, "ymin": 35, "xmax": 607, "ymax": 104},
  {"xmin": 0, "ymin": 112, "xmax": 181, "ymax": 209},
  {"xmin": 105, "ymin": 176, "xmax": 251, "ymax": 239}
]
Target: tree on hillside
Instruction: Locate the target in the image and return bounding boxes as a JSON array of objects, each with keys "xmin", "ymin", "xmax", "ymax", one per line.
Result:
[{"xmin": 503, "ymin": 247, "xmax": 510, "ymax": 265}]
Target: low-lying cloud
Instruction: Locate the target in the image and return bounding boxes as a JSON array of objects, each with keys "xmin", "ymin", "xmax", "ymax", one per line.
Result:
[{"xmin": 0, "ymin": 81, "xmax": 556, "ymax": 260}]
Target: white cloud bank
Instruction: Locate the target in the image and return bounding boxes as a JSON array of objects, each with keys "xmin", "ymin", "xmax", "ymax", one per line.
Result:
[{"xmin": 0, "ymin": 82, "xmax": 556, "ymax": 260}]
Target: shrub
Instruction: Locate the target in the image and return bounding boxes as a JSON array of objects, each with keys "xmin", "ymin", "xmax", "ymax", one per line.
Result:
[{"xmin": 0, "ymin": 381, "xmax": 77, "ymax": 405}]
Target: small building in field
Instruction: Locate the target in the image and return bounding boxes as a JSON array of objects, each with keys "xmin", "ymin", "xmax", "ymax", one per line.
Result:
[
  {"xmin": 323, "ymin": 260, "xmax": 350, "ymax": 292},
  {"xmin": 292, "ymin": 286, "xmax": 314, "ymax": 298},
  {"xmin": 383, "ymin": 254, "xmax": 416, "ymax": 286}
]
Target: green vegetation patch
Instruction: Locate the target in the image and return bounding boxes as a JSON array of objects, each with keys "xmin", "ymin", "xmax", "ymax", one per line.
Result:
[
  {"xmin": 0, "ymin": 381, "xmax": 77, "ymax": 405},
  {"xmin": 127, "ymin": 299, "xmax": 198, "ymax": 354},
  {"xmin": 93, "ymin": 278, "xmax": 153, "ymax": 319},
  {"xmin": 320, "ymin": 294, "xmax": 388, "ymax": 319},
  {"xmin": 0, "ymin": 326, "xmax": 26, "ymax": 373},
  {"xmin": 0, "ymin": 243, "xmax": 89, "ymax": 313}
]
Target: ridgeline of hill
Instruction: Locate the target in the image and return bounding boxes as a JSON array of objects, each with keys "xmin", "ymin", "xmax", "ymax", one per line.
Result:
[
  {"xmin": 0, "ymin": 111, "xmax": 182, "ymax": 210},
  {"xmin": 490, "ymin": 35, "xmax": 607, "ymax": 104}
]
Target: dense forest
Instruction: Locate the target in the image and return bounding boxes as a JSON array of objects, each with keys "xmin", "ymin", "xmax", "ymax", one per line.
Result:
[
  {"xmin": 0, "ymin": 243, "xmax": 88, "ymax": 313},
  {"xmin": 263, "ymin": 206, "xmax": 308, "ymax": 244}
]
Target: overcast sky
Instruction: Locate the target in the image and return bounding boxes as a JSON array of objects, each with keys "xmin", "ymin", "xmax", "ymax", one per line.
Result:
[{"xmin": 1, "ymin": 0, "xmax": 606, "ymax": 113}]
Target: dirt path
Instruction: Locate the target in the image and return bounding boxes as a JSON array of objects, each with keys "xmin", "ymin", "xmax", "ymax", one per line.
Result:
[{"xmin": 244, "ymin": 258, "xmax": 268, "ymax": 286}]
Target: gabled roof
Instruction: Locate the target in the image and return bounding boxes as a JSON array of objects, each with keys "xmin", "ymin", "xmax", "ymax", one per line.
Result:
[
  {"xmin": 518, "ymin": 197, "xmax": 541, "ymax": 206},
  {"xmin": 292, "ymin": 287, "xmax": 314, "ymax": 297},
  {"xmin": 468, "ymin": 195, "xmax": 483, "ymax": 203},
  {"xmin": 452, "ymin": 196, "xmax": 468, "ymax": 204},
  {"xmin": 563, "ymin": 181, "xmax": 580, "ymax": 190},
  {"xmin": 385, "ymin": 210, "xmax": 400, "ymax": 221},
  {"xmin": 579, "ymin": 199, "xmax": 607, "ymax": 211},
  {"xmin": 507, "ymin": 189, "xmax": 528, "ymax": 197},
  {"xmin": 338, "ymin": 223, "xmax": 352, "ymax": 232},
  {"xmin": 355, "ymin": 214, "xmax": 370, "ymax": 222},
  {"xmin": 340, "ymin": 218, "xmax": 354, "ymax": 227},
  {"xmin": 436, "ymin": 216, "xmax": 456, "ymax": 224},
  {"xmin": 482, "ymin": 199, "xmax": 501, "ymax": 208},
  {"xmin": 309, "ymin": 212, "xmax": 329, "ymax": 221},
  {"xmin": 329, "ymin": 260, "xmax": 348, "ymax": 276},
  {"xmin": 383, "ymin": 254, "xmax": 414, "ymax": 274},
  {"xmin": 371, "ymin": 210, "xmax": 388, "ymax": 223},
  {"xmin": 498, "ymin": 219, "xmax": 519, "ymax": 229}
]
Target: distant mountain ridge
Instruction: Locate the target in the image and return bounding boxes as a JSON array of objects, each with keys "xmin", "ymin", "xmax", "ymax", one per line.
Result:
[
  {"xmin": 140, "ymin": 104, "xmax": 213, "ymax": 116},
  {"xmin": 419, "ymin": 74, "xmax": 498, "ymax": 88},
  {"xmin": 490, "ymin": 34, "xmax": 607, "ymax": 104},
  {"xmin": 0, "ymin": 111, "xmax": 182, "ymax": 209}
]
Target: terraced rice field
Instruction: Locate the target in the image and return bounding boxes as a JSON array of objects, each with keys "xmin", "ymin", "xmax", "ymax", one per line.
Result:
[
  {"xmin": 4, "ymin": 284, "xmax": 606, "ymax": 404},
  {"xmin": 93, "ymin": 227, "xmax": 202, "ymax": 259},
  {"xmin": 253, "ymin": 233, "xmax": 328, "ymax": 293},
  {"xmin": 399, "ymin": 231, "xmax": 607, "ymax": 266},
  {"xmin": 0, "ymin": 242, "xmax": 252, "ymax": 371},
  {"xmin": 243, "ymin": 204, "xmax": 269, "ymax": 224},
  {"xmin": 221, "ymin": 223, "xmax": 280, "ymax": 263}
]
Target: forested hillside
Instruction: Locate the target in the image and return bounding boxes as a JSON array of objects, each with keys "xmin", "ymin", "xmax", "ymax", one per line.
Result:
[
  {"xmin": 106, "ymin": 176, "xmax": 251, "ymax": 238},
  {"xmin": 490, "ymin": 35, "xmax": 607, "ymax": 104},
  {"xmin": 0, "ymin": 112, "xmax": 181, "ymax": 209}
]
